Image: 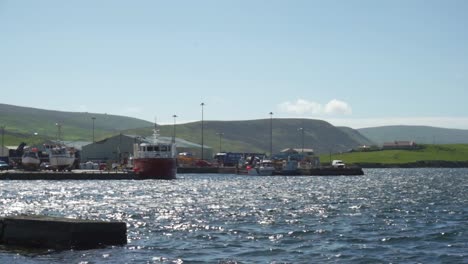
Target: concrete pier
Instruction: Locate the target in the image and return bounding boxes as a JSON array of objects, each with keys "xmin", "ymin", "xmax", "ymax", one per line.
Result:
[
  {"xmin": 0, "ymin": 168, "xmax": 237, "ymax": 180},
  {"xmin": 177, "ymin": 166, "xmax": 238, "ymax": 174},
  {"xmin": 0, "ymin": 170, "xmax": 136, "ymax": 180},
  {"xmin": 0, "ymin": 215, "xmax": 127, "ymax": 250},
  {"xmin": 301, "ymin": 167, "xmax": 364, "ymax": 176}
]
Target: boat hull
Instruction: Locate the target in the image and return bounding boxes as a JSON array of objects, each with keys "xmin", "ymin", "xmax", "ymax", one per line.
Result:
[
  {"xmin": 247, "ymin": 167, "xmax": 275, "ymax": 176},
  {"xmin": 133, "ymin": 158, "xmax": 176, "ymax": 179},
  {"xmin": 21, "ymin": 156, "xmax": 41, "ymax": 170},
  {"xmin": 49, "ymin": 156, "xmax": 75, "ymax": 170}
]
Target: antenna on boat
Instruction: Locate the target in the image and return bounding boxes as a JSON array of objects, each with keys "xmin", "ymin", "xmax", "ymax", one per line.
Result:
[
  {"xmin": 153, "ymin": 117, "xmax": 160, "ymax": 142},
  {"xmin": 55, "ymin": 122, "xmax": 62, "ymax": 143}
]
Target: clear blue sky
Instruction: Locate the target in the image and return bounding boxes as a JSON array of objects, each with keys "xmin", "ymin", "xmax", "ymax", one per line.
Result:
[{"xmin": 1, "ymin": 0, "xmax": 468, "ymax": 129}]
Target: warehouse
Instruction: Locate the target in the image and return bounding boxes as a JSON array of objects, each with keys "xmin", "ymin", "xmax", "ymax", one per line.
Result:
[{"xmin": 80, "ymin": 134, "xmax": 212, "ymax": 163}]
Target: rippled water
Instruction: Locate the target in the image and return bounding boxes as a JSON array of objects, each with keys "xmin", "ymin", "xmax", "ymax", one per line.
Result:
[{"xmin": 0, "ymin": 169, "xmax": 467, "ymax": 263}]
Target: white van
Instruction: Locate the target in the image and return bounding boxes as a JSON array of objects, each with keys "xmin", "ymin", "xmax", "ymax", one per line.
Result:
[{"xmin": 332, "ymin": 160, "xmax": 346, "ymax": 168}]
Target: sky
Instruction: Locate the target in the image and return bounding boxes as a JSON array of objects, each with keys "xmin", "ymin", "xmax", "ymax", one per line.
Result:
[{"xmin": 1, "ymin": 0, "xmax": 468, "ymax": 129}]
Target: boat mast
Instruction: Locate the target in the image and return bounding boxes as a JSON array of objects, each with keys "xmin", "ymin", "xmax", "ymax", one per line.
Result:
[
  {"xmin": 152, "ymin": 119, "xmax": 160, "ymax": 143},
  {"xmin": 55, "ymin": 123, "xmax": 62, "ymax": 144}
]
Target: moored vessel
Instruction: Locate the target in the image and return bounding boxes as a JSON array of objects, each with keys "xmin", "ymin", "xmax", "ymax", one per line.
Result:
[
  {"xmin": 44, "ymin": 144, "xmax": 76, "ymax": 171},
  {"xmin": 247, "ymin": 159, "xmax": 275, "ymax": 176},
  {"xmin": 133, "ymin": 125, "xmax": 177, "ymax": 179},
  {"xmin": 21, "ymin": 148, "xmax": 41, "ymax": 170}
]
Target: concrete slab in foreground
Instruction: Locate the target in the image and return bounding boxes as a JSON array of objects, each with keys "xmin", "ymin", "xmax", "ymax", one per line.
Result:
[{"xmin": 0, "ymin": 215, "xmax": 127, "ymax": 250}]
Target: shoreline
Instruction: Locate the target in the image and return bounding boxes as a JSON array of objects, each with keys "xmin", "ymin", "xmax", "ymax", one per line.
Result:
[{"xmin": 354, "ymin": 160, "xmax": 468, "ymax": 168}]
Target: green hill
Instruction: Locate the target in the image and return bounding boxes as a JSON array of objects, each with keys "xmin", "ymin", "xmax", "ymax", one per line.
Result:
[
  {"xmin": 320, "ymin": 144, "xmax": 468, "ymax": 165},
  {"xmin": 358, "ymin": 125, "xmax": 468, "ymax": 145},
  {"xmin": 0, "ymin": 103, "xmax": 368, "ymax": 154},
  {"xmin": 338, "ymin": 126, "xmax": 375, "ymax": 146},
  {"xmin": 124, "ymin": 119, "xmax": 366, "ymax": 154},
  {"xmin": 0, "ymin": 103, "xmax": 153, "ymax": 144}
]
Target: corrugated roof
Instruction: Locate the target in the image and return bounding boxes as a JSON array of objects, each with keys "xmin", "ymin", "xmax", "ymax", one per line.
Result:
[
  {"xmin": 90, "ymin": 134, "xmax": 211, "ymax": 149},
  {"xmin": 61, "ymin": 141, "xmax": 92, "ymax": 150}
]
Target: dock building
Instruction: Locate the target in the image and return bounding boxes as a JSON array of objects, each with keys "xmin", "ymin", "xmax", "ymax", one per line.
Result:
[{"xmin": 80, "ymin": 134, "xmax": 212, "ymax": 163}]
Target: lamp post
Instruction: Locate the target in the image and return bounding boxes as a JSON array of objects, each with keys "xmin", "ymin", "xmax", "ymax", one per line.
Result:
[
  {"xmin": 298, "ymin": 127, "xmax": 304, "ymax": 153},
  {"xmin": 201, "ymin": 102, "xmax": 205, "ymax": 160},
  {"xmin": 216, "ymin": 132, "xmax": 224, "ymax": 153},
  {"xmin": 55, "ymin": 123, "xmax": 62, "ymax": 142},
  {"xmin": 269, "ymin": 112, "xmax": 273, "ymax": 157},
  {"xmin": 33, "ymin": 132, "xmax": 38, "ymax": 146},
  {"xmin": 172, "ymin": 114, "xmax": 177, "ymax": 143},
  {"xmin": 91, "ymin": 117, "xmax": 96, "ymax": 143},
  {"xmin": 1, "ymin": 126, "xmax": 4, "ymax": 157}
]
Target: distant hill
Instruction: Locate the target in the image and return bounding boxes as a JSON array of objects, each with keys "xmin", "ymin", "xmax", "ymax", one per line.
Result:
[
  {"xmin": 0, "ymin": 103, "xmax": 369, "ymax": 154},
  {"xmin": 338, "ymin": 127, "xmax": 375, "ymax": 146},
  {"xmin": 358, "ymin": 125, "xmax": 468, "ymax": 145},
  {"xmin": 124, "ymin": 118, "xmax": 367, "ymax": 154},
  {"xmin": 0, "ymin": 103, "xmax": 153, "ymax": 142}
]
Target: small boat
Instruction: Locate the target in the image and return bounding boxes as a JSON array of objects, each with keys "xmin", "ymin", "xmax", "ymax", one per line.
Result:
[
  {"xmin": 21, "ymin": 148, "xmax": 41, "ymax": 170},
  {"xmin": 133, "ymin": 125, "xmax": 177, "ymax": 179},
  {"xmin": 280, "ymin": 158, "xmax": 299, "ymax": 175},
  {"xmin": 44, "ymin": 144, "xmax": 76, "ymax": 171},
  {"xmin": 247, "ymin": 159, "xmax": 275, "ymax": 176}
]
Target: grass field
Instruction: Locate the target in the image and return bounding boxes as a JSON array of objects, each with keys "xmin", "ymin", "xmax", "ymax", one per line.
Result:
[{"xmin": 320, "ymin": 144, "xmax": 468, "ymax": 164}]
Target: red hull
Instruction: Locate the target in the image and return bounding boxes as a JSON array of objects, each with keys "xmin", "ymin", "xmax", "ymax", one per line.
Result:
[{"xmin": 133, "ymin": 158, "xmax": 176, "ymax": 179}]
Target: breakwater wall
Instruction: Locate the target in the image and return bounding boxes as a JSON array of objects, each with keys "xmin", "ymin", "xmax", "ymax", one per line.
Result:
[
  {"xmin": 301, "ymin": 167, "xmax": 364, "ymax": 176},
  {"xmin": 0, "ymin": 166, "xmax": 364, "ymax": 180},
  {"xmin": 0, "ymin": 215, "xmax": 126, "ymax": 250},
  {"xmin": 0, "ymin": 171, "xmax": 135, "ymax": 180}
]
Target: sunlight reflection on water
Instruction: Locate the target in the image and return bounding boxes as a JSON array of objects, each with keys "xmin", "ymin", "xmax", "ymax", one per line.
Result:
[{"xmin": 0, "ymin": 169, "xmax": 467, "ymax": 263}]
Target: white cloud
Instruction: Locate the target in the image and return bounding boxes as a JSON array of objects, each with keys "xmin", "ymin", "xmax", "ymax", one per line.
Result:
[
  {"xmin": 278, "ymin": 98, "xmax": 352, "ymax": 116},
  {"xmin": 324, "ymin": 99, "xmax": 352, "ymax": 115},
  {"xmin": 278, "ymin": 99, "xmax": 322, "ymax": 114}
]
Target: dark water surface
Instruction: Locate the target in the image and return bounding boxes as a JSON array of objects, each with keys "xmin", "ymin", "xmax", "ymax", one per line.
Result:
[{"xmin": 0, "ymin": 169, "xmax": 467, "ymax": 263}]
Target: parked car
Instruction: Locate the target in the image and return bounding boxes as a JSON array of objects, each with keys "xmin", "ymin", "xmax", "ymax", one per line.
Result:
[
  {"xmin": 0, "ymin": 160, "xmax": 11, "ymax": 170},
  {"xmin": 194, "ymin": 159, "xmax": 213, "ymax": 167},
  {"xmin": 331, "ymin": 160, "xmax": 346, "ymax": 168},
  {"xmin": 40, "ymin": 162, "xmax": 53, "ymax": 170}
]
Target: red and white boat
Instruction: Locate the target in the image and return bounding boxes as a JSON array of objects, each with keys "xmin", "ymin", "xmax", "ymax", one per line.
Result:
[
  {"xmin": 133, "ymin": 125, "xmax": 177, "ymax": 179},
  {"xmin": 21, "ymin": 148, "xmax": 41, "ymax": 170}
]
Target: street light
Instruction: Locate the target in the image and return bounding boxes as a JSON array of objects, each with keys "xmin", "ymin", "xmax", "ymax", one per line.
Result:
[
  {"xmin": 200, "ymin": 102, "xmax": 205, "ymax": 160},
  {"xmin": 216, "ymin": 132, "xmax": 224, "ymax": 153},
  {"xmin": 1, "ymin": 126, "xmax": 5, "ymax": 157},
  {"xmin": 172, "ymin": 114, "xmax": 177, "ymax": 143},
  {"xmin": 269, "ymin": 112, "xmax": 273, "ymax": 157},
  {"xmin": 91, "ymin": 117, "xmax": 96, "ymax": 143},
  {"xmin": 298, "ymin": 127, "xmax": 304, "ymax": 153},
  {"xmin": 31, "ymin": 132, "xmax": 39, "ymax": 145},
  {"xmin": 55, "ymin": 123, "xmax": 62, "ymax": 142}
]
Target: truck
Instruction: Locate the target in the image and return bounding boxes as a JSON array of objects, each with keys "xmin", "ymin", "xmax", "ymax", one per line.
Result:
[{"xmin": 331, "ymin": 160, "xmax": 346, "ymax": 168}]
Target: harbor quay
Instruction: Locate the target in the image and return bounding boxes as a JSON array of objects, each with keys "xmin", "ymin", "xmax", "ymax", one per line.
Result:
[
  {"xmin": 0, "ymin": 166, "xmax": 363, "ymax": 180},
  {"xmin": 0, "ymin": 170, "xmax": 136, "ymax": 180}
]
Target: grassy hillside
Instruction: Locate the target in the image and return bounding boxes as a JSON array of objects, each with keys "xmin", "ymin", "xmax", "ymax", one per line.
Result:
[
  {"xmin": 358, "ymin": 125, "xmax": 468, "ymax": 145},
  {"xmin": 123, "ymin": 119, "xmax": 366, "ymax": 154},
  {"xmin": 0, "ymin": 103, "xmax": 153, "ymax": 143},
  {"xmin": 320, "ymin": 144, "xmax": 468, "ymax": 165},
  {"xmin": 338, "ymin": 126, "xmax": 375, "ymax": 146},
  {"xmin": 0, "ymin": 103, "xmax": 369, "ymax": 154}
]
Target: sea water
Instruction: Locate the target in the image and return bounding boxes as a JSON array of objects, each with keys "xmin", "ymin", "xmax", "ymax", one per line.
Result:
[{"xmin": 0, "ymin": 168, "xmax": 466, "ymax": 263}]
